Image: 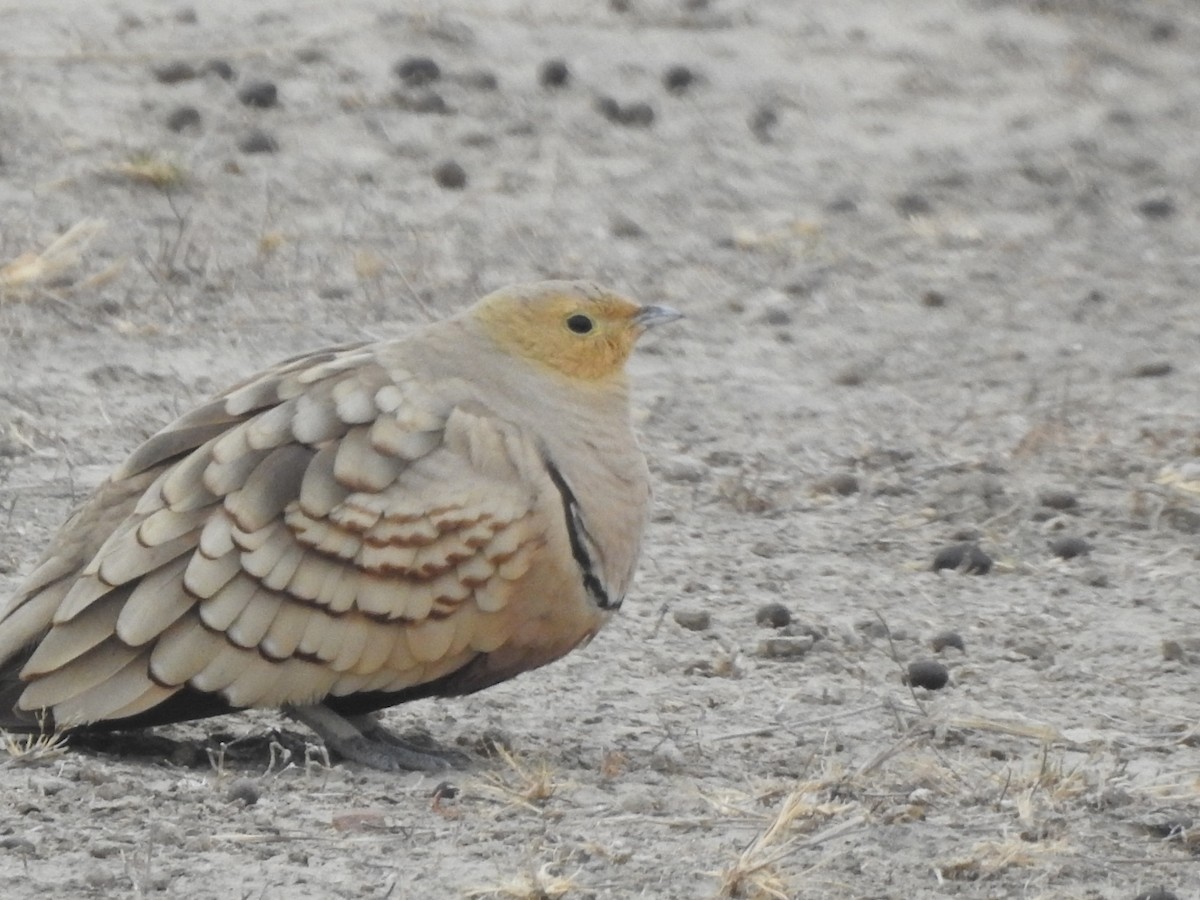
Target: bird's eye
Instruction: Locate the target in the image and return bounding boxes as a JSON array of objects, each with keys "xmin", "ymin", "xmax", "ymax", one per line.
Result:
[{"xmin": 566, "ymin": 314, "xmax": 595, "ymax": 334}]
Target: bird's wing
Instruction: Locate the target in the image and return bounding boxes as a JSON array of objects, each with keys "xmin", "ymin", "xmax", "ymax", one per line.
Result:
[{"xmin": 3, "ymin": 344, "xmax": 586, "ymax": 728}]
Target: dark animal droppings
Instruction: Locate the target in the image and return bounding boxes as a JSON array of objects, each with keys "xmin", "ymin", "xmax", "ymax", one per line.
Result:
[
  {"xmin": 394, "ymin": 56, "xmax": 441, "ymax": 87},
  {"xmin": 932, "ymin": 543, "xmax": 992, "ymax": 575},
  {"xmin": 433, "ymin": 160, "xmax": 467, "ymax": 189},
  {"xmin": 1050, "ymin": 536, "xmax": 1092, "ymax": 559},
  {"xmin": 165, "ymin": 106, "xmax": 202, "ymax": 132},
  {"xmin": 663, "ymin": 65, "xmax": 696, "ymax": 93},
  {"xmin": 238, "ymin": 80, "xmax": 278, "ymax": 108},
  {"xmin": 1038, "ymin": 489, "xmax": 1078, "ymax": 510},
  {"xmin": 1137, "ymin": 197, "xmax": 1175, "ymax": 219},
  {"xmin": 749, "ymin": 106, "xmax": 778, "ymax": 141},
  {"xmin": 595, "ymin": 96, "xmax": 621, "ymax": 121},
  {"xmin": 539, "ymin": 59, "xmax": 570, "ymax": 88},
  {"xmin": 904, "ymin": 660, "xmax": 950, "ymax": 690},
  {"xmin": 1131, "ymin": 360, "xmax": 1173, "ymax": 378},
  {"xmin": 930, "ymin": 631, "xmax": 965, "ymax": 653},
  {"xmin": 203, "ymin": 59, "xmax": 235, "ymax": 81},
  {"xmin": 895, "ymin": 193, "xmax": 933, "ymax": 216},
  {"xmin": 617, "ymin": 102, "xmax": 655, "ymax": 127},
  {"xmin": 755, "ymin": 603, "xmax": 791, "ymax": 629},
  {"xmin": 238, "ymin": 129, "xmax": 279, "ymax": 154},
  {"xmin": 1148, "ymin": 20, "xmax": 1177, "ymax": 42},
  {"xmin": 152, "ymin": 61, "xmax": 197, "ymax": 84}
]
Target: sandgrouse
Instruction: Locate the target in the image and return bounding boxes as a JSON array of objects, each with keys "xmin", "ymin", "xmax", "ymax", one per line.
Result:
[{"xmin": 0, "ymin": 280, "xmax": 680, "ymax": 769}]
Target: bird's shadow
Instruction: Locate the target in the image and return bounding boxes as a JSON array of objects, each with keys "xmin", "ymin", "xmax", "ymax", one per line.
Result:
[{"xmin": 67, "ymin": 727, "xmax": 319, "ymax": 770}]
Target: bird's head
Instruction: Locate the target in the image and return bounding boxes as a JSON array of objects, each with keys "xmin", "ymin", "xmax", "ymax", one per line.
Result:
[{"xmin": 472, "ymin": 280, "xmax": 682, "ymax": 382}]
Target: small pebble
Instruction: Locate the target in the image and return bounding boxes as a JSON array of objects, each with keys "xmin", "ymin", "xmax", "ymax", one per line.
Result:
[
  {"xmin": 433, "ymin": 160, "xmax": 467, "ymax": 189},
  {"xmin": 165, "ymin": 105, "xmax": 202, "ymax": 132},
  {"xmin": 394, "ymin": 56, "xmax": 441, "ymax": 86},
  {"xmin": 856, "ymin": 619, "xmax": 905, "ymax": 641},
  {"xmin": 1161, "ymin": 640, "xmax": 1186, "ymax": 662},
  {"xmin": 1038, "ymin": 489, "xmax": 1078, "ymax": 510},
  {"xmin": 539, "ymin": 59, "xmax": 570, "ymax": 88},
  {"xmin": 921, "ymin": 289, "xmax": 947, "ymax": 308},
  {"xmin": 238, "ymin": 129, "xmax": 279, "ymax": 154},
  {"xmin": 663, "ymin": 65, "xmax": 696, "ymax": 94},
  {"xmin": 203, "ymin": 58, "xmax": 235, "ymax": 81},
  {"xmin": 813, "ymin": 472, "xmax": 859, "ymax": 496},
  {"xmin": 904, "ymin": 659, "xmax": 950, "ymax": 690},
  {"xmin": 1134, "ymin": 890, "xmax": 1179, "ymax": 900},
  {"xmin": 237, "ymin": 80, "xmax": 278, "ymax": 108},
  {"xmin": 930, "ymin": 631, "xmax": 965, "ymax": 653},
  {"xmin": 152, "ymin": 61, "xmax": 197, "ymax": 84},
  {"xmin": 755, "ymin": 603, "xmax": 791, "ymax": 629},
  {"xmin": 227, "ymin": 778, "xmax": 261, "ymax": 805},
  {"xmin": 659, "ymin": 454, "xmax": 705, "ymax": 483},
  {"xmin": 395, "ymin": 90, "xmax": 449, "ymax": 114},
  {"xmin": 782, "ymin": 621, "xmax": 826, "ymax": 642},
  {"xmin": 673, "ymin": 609, "xmax": 711, "ymax": 632},
  {"xmin": 0, "ymin": 836, "xmax": 35, "ymax": 854},
  {"xmin": 650, "ymin": 739, "xmax": 685, "ymax": 773},
  {"xmin": 610, "ymin": 214, "xmax": 645, "ymax": 238},
  {"xmin": 461, "ymin": 70, "xmax": 498, "ymax": 90},
  {"xmin": 748, "ymin": 105, "xmax": 777, "ymax": 141},
  {"xmin": 932, "ymin": 542, "xmax": 992, "ymax": 575},
  {"xmin": 832, "ymin": 365, "xmax": 866, "ymax": 387},
  {"xmin": 1050, "ymin": 536, "xmax": 1092, "ymax": 559},
  {"xmin": 757, "ymin": 636, "xmax": 814, "ymax": 659},
  {"xmin": 331, "ymin": 809, "xmax": 387, "ymax": 832}
]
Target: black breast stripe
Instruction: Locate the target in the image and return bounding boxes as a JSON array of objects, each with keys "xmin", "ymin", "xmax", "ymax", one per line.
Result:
[{"xmin": 543, "ymin": 460, "xmax": 612, "ymax": 609}]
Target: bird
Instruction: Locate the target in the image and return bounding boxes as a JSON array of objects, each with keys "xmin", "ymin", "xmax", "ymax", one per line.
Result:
[{"xmin": 0, "ymin": 280, "xmax": 681, "ymax": 769}]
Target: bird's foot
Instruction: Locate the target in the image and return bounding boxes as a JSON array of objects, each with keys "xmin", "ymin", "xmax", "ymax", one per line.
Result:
[{"xmin": 284, "ymin": 703, "xmax": 466, "ymax": 772}]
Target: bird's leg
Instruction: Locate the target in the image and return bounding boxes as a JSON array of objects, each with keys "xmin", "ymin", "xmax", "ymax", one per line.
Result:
[{"xmin": 284, "ymin": 703, "xmax": 460, "ymax": 771}]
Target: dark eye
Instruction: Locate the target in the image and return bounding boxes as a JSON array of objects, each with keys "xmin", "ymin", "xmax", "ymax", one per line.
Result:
[{"xmin": 566, "ymin": 314, "xmax": 594, "ymax": 334}]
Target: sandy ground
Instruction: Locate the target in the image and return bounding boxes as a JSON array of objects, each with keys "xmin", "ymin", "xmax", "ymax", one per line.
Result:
[{"xmin": 2, "ymin": 0, "xmax": 1200, "ymax": 897}]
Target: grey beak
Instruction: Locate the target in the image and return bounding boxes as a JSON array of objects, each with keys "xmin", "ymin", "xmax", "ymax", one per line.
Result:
[{"xmin": 634, "ymin": 305, "xmax": 684, "ymax": 329}]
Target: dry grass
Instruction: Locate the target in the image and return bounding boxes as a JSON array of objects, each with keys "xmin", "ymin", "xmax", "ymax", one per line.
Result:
[
  {"xmin": 465, "ymin": 864, "xmax": 578, "ymax": 899},
  {"xmin": 708, "ymin": 774, "xmax": 860, "ymax": 899},
  {"xmin": 935, "ymin": 834, "xmax": 1072, "ymax": 882},
  {"xmin": 477, "ymin": 746, "xmax": 560, "ymax": 812},
  {"xmin": 700, "ymin": 710, "xmax": 1152, "ymax": 898},
  {"xmin": 257, "ymin": 230, "xmax": 288, "ymax": 257},
  {"xmin": 1, "ymin": 729, "xmax": 69, "ymax": 765},
  {"xmin": 0, "ymin": 219, "xmax": 107, "ymax": 297},
  {"xmin": 112, "ymin": 152, "xmax": 187, "ymax": 189}
]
